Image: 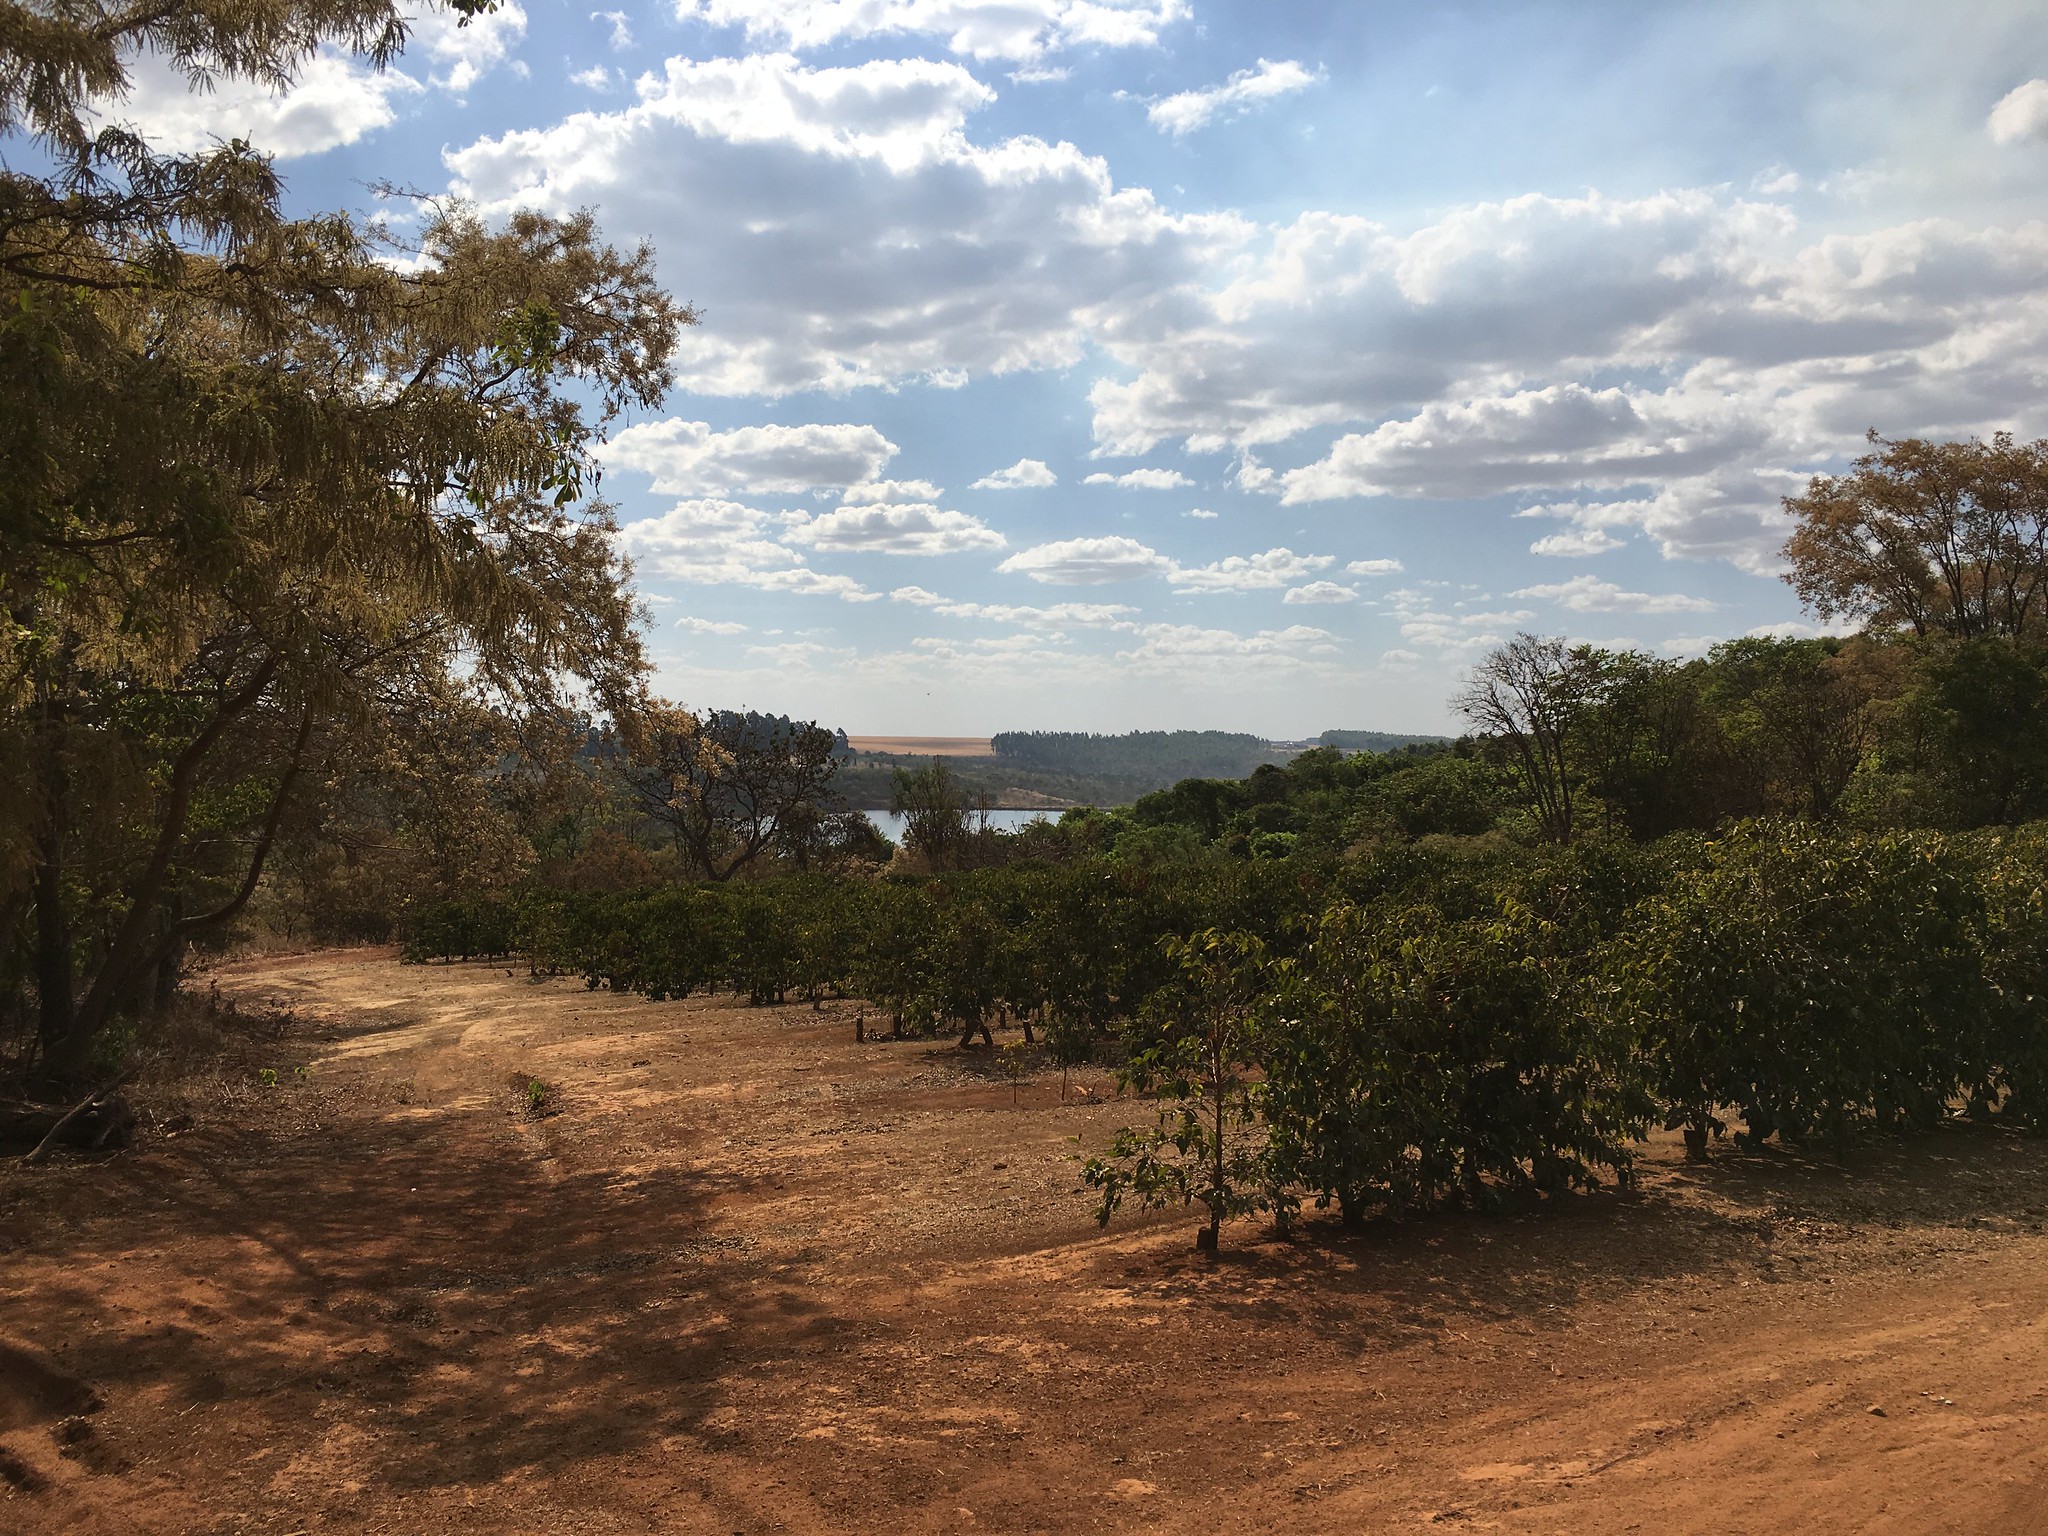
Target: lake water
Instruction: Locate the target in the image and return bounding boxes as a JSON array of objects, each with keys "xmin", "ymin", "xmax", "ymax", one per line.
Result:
[{"xmin": 863, "ymin": 808, "xmax": 1066, "ymax": 843}]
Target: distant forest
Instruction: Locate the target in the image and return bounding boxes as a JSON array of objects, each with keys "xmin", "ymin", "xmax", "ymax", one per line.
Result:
[
  {"xmin": 991, "ymin": 730, "xmax": 1288, "ymax": 780},
  {"xmin": 827, "ymin": 729, "xmax": 1454, "ymax": 809}
]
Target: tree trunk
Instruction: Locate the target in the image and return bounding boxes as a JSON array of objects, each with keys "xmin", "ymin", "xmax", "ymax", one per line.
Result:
[{"xmin": 34, "ymin": 703, "xmax": 77, "ymax": 1075}]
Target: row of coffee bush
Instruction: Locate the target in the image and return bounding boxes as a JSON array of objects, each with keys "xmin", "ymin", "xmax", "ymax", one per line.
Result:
[{"xmin": 404, "ymin": 824, "xmax": 2048, "ymax": 1218}]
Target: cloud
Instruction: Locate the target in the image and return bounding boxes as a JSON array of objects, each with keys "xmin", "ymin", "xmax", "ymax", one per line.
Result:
[
  {"xmin": 1083, "ymin": 186, "xmax": 2048, "ymax": 570},
  {"xmin": 1529, "ymin": 528, "xmax": 1625, "ymax": 557},
  {"xmin": 570, "ymin": 65, "xmax": 613, "ymax": 91},
  {"xmin": 1510, "ymin": 575, "xmax": 1715, "ymax": 614},
  {"xmin": 746, "ymin": 639, "xmax": 854, "ymax": 663},
  {"xmin": 444, "ymin": 52, "xmax": 1249, "ymax": 396},
  {"xmin": 972, "ymin": 457, "xmax": 1058, "ymax": 489},
  {"xmin": 1283, "ymin": 581, "xmax": 1358, "ymax": 605},
  {"xmin": 673, "ymin": 0, "xmax": 1191, "ymax": 61},
  {"xmin": 105, "ymin": 50, "xmax": 422, "ymax": 158},
  {"xmin": 1083, "ymin": 467, "xmax": 1193, "ymax": 488},
  {"xmin": 841, "ymin": 478, "xmax": 945, "ymax": 504},
  {"xmin": 1380, "ymin": 587, "xmax": 1531, "ymax": 659},
  {"xmin": 1147, "ymin": 58, "xmax": 1320, "ymax": 137},
  {"xmin": 1989, "ymin": 79, "xmax": 2048, "ymax": 145},
  {"xmin": 446, "ymin": 58, "xmax": 2048, "ymax": 584},
  {"xmin": 602, "ymin": 419, "xmax": 897, "ymax": 495},
  {"xmin": 1169, "ymin": 546, "xmax": 1334, "ymax": 593},
  {"xmin": 619, "ymin": 498, "xmax": 879, "ymax": 600},
  {"xmin": 783, "ymin": 504, "xmax": 1006, "ymax": 555},
  {"xmin": 1115, "ymin": 622, "xmax": 1340, "ymax": 674},
  {"xmin": 990, "ymin": 538, "xmax": 1347, "ymax": 592},
  {"xmin": 889, "ymin": 587, "xmax": 1136, "ymax": 626},
  {"xmin": 413, "ymin": 1, "xmax": 529, "ymax": 94},
  {"xmin": 678, "ymin": 616, "xmax": 748, "ymax": 634},
  {"xmin": 998, "ymin": 535, "xmax": 1173, "ymax": 584},
  {"xmin": 1184, "ymin": 507, "xmax": 1218, "ymax": 518},
  {"xmin": 592, "ymin": 9, "xmax": 633, "ymax": 49},
  {"xmin": 1345, "ymin": 557, "xmax": 1404, "ymax": 575},
  {"xmin": 1277, "ymin": 383, "xmax": 1770, "ymax": 504}
]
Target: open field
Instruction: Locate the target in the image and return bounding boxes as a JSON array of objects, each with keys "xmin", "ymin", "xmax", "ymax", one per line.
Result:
[
  {"xmin": 5, "ymin": 951, "xmax": 2047, "ymax": 1534},
  {"xmin": 844, "ymin": 737, "xmax": 996, "ymax": 758}
]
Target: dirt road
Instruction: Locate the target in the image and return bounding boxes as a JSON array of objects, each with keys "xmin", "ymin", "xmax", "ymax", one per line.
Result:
[{"xmin": 5, "ymin": 950, "xmax": 2046, "ymax": 1533}]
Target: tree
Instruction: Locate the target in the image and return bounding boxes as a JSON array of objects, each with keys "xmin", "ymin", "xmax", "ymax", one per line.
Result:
[
  {"xmin": 1608, "ymin": 823, "xmax": 1992, "ymax": 1157},
  {"xmin": 1701, "ymin": 636, "xmax": 1876, "ymax": 821},
  {"xmin": 1085, "ymin": 929, "xmax": 1277, "ymax": 1253},
  {"xmin": 1454, "ymin": 634, "xmax": 1600, "ymax": 843},
  {"xmin": 1782, "ymin": 432, "xmax": 2048, "ymax": 643},
  {"xmin": 3, "ymin": 1, "xmax": 692, "ymax": 1077},
  {"xmin": 889, "ymin": 758, "xmax": 971, "ymax": 870},
  {"xmin": 621, "ymin": 705, "xmax": 844, "ymax": 882},
  {"xmin": 1871, "ymin": 640, "xmax": 2048, "ymax": 828},
  {"xmin": 1573, "ymin": 649, "xmax": 1712, "ymax": 839}
]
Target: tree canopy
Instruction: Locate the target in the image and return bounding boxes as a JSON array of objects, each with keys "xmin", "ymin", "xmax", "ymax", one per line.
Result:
[
  {"xmin": 2, "ymin": 0, "xmax": 691, "ymax": 1076},
  {"xmin": 1782, "ymin": 432, "xmax": 2048, "ymax": 642}
]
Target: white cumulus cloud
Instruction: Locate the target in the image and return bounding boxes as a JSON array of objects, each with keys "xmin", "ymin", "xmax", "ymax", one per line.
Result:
[
  {"xmin": 1169, "ymin": 546, "xmax": 1334, "ymax": 593},
  {"xmin": 972, "ymin": 457, "xmax": 1059, "ymax": 489},
  {"xmin": 1283, "ymin": 581, "xmax": 1358, "ymax": 605},
  {"xmin": 444, "ymin": 52, "xmax": 1249, "ymax": 396},
  {"xmin": 841, "ymin": 478, "xmax": 946, "ymax": 504},
  {"xmin": 674, "ymin": 0, "xmax": 1190, "ymax": 61},
  {"xmin": 619, "ymin": 498, "xmax": 879, "ymax": 600},
  {"xmin": 1116, "ymin": 622, "xmax": 1339, "ymax": 674},
  {"xmin": 104, "ymin": 50, "xmax": 422, "ymax": 158},
  {"xmin": 1147, "ymin": 58, "xmax": 1320, "ymax": 137},
  {"xmin": 889, "ymin": 587, "xmax": 1135, "ymax": 626},
  {"xmin": 1530, "ymin": 528, "xmax": 1625, "ymax": 557},
  {"xmin": 445, "ymin": 57, "xmax": 2048, "ymax": 587},
  {"xmin": 998, "ymin": 535, "xmax": 1173, "ymax": 584},
  {"xmin": 1083, "ymin": 467, "xmax": 1193, "ymax": 488},
  {"xmin": 783, "ymin": 504, "xmax": 1005, "ymax": 554},
  {"xmin": 602, "ymin": 419, "xmax": 898, "ymax": 496},
  {"xmin": 413, "ymin": 2, "xmax": 529, "ymax": 94},
  {"xmin": 1989, "ymin": 79, "xmax": 2048, "ymax": 144},
  {"xmin": 1346, "ymin": 558, "xmax": 1405, "ymax": 575},
  {"xmin": 1511, "ymin": 575, "xmax": 1715, "ymax": 614}
]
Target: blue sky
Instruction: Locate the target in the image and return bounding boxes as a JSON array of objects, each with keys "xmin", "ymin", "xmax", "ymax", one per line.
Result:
[{"xmin": 116, "ymin": 1, "xmax": 2048, "ymax": 735}]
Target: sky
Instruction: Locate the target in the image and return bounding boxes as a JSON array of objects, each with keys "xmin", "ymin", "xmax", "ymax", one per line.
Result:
[{"xmin": 112, "ymin": 0, "xmax": 2048, "ymax": 736}]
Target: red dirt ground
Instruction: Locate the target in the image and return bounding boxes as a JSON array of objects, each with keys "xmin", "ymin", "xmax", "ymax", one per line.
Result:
[{"xmin": 4, "ymin": 949, "xmax": 2047, "ymax": 1534}]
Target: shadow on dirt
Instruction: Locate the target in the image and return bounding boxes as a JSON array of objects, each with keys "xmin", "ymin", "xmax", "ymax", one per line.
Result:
[
  {"xmin": 1083, "ymin": 1124, "xmax": 2048, "ymax": 1351},
  {"xmin": 5, "ymin": 1072, "xmax": 828, "ymax": 1496}
]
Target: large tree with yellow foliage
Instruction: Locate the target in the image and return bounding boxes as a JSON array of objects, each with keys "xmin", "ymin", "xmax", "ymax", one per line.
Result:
[{"xmin": 1, "ymin": 1, "xmax": 693, "ymax": 1077}]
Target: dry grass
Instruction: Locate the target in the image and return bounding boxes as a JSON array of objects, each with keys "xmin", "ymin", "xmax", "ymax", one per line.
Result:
[{"xmin": 844, "ymin": 735, "xmax": 995, "ymax": 757}]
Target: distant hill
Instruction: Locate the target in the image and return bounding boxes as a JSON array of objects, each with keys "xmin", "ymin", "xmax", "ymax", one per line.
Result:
[
  {"xmin": 1319, "ymin": 729, "xmax": 1455, "ymax": 753},
  {"xmin": 829, "ymin": 727, "xmax": 1456, "ymax": 808},
  {"xmin": 990, "ymin": 730, "xmax": 1285, "ymax": 781}
]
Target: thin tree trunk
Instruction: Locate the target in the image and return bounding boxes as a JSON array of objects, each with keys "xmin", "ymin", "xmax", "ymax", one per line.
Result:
[
  {"xmin": 65, "ymin": 684, "xmax": 303, "ymax": 1066},
  {"xmin": 70, "ymin": 654, "xmax": 279, "ymax": 1050},
  {"xmin": 33, "ymin": 701, "xmax": 74, "ymax": 1062}
]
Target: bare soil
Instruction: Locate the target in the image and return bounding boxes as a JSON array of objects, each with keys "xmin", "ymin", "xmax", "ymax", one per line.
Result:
[
  {"xmin": 5, "ymin": 950, "xmax": 2047, "ymax": 1534},
  {"xmin": 844, "ymin": 737, "xmax": 995, "ymax": 758}
]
